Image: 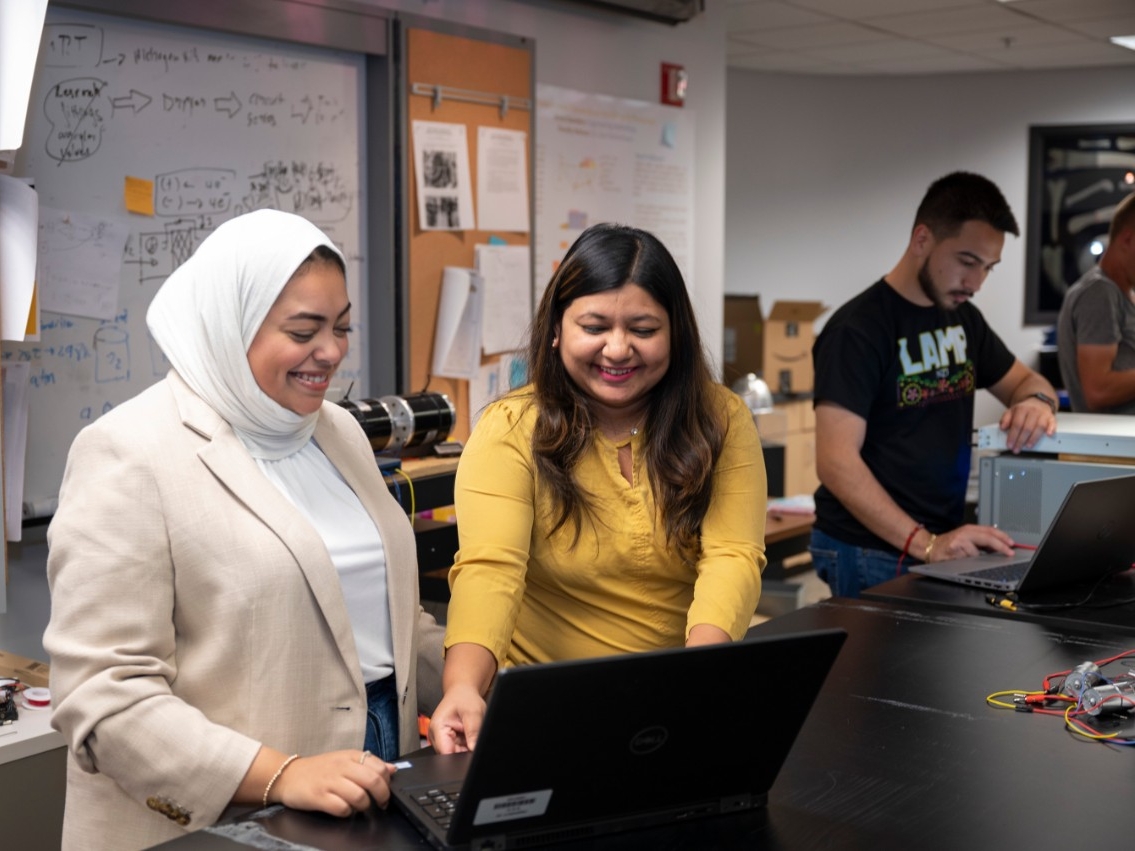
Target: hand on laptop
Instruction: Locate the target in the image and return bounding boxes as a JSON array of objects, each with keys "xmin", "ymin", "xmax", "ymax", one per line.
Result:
[
  {"xmin": 925, "ymin": 524, "xmax": 1016, "ymax": 562},
  {"xmin": 430, "ymin": 642, "xmax": 499, "ymax": 754},
  {"xmin": 429, "ymin": 683, "xmax": 487, "ymax": 754},
  {"xmin": 260, "ymin": 749, "xmax": 398, "ymax": 815}
]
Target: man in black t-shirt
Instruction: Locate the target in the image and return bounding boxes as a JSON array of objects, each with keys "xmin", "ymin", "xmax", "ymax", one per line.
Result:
[{"xmin": 810, "ymin": 172, "xmax": 1058, "ymax": 598}]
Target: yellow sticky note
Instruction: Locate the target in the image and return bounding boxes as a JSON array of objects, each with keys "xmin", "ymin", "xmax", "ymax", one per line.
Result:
[
  {"xmin": 124, "ymin": 176, "xmax": 154, "ymax": 215},
  {"xmin": 25, "ymin": 285, "xmax": 37, "ymax": 336}
]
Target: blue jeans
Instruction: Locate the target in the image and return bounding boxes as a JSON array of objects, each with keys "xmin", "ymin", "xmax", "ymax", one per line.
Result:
[
  {"xmin": 364, "ymin": 676, "xmax": 400, "ymax": 761},
  {"xmin": 809, "ymin": 528, "xmax": 903, "ymax": 599}
]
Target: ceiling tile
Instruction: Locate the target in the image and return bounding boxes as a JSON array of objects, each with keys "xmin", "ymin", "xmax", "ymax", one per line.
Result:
[
  {"xmin": 725, "ymin": 0, "xmax": 1135, "ymax": 74},
  {"xmin": 727, "ymin": 1, "xmax": 831, "ymax": 30},
  {"xmin": 867, "ymin": 5, "xmax": 1031, "ymax": 37},
  {"xmin": 805, "ymin": 39, "xmax": 959, "ymax": 62},
  {"xmin": 1065, "ymin": 15, "xmax": 1135, "ymax": 38},
  {"xmin": 729, "ymin": 20, "xmax": 894, "ymax": 49},
  {"xmin": 1003, "ymin": 0, "xmax": 1135, "ymax": 24},
  {"xmin": 728, "ymin": 50, "xmax": 860, "ymax": 74},
  {"xmin": 924, "ymin": 24, "xmax": 1092, "ymax": 51},
  {"xmin": 787, "ymin": 0, "xmax": 987, "ymax": 19},
  {"xmin": 727, "ymin": 37, "xmax": 763, "ymax": 57}
]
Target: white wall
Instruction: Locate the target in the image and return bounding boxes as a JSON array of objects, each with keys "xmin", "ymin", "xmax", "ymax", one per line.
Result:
[
  {"xmin": 354, "ymin": 0, "xmax": 729, "ymax": 369},
  {"xmin": 725, "ymin": 64, "xmax": 1135, "ymax": 424}
]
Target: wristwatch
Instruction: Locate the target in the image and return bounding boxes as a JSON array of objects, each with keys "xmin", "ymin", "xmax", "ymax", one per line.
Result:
[{"xmin": 1030, "ymin": 392, "xmax": 1058, "ymax": 414}]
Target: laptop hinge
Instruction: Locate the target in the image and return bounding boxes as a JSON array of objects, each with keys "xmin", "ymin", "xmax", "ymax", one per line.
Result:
[{"xmin": 721, "ymin": 794, "xmax": 755, "ymax": 813}]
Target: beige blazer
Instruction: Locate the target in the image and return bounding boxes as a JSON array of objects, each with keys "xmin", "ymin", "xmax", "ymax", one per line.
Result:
[{"xmin": 44, "ymin": 372, "xmax": 444, "ymax": 851}]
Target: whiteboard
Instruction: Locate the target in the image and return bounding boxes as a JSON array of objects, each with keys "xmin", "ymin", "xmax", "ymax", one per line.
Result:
[{"xmin": 3, "ymin": 7, "xmax": 367, "ymax": 514}]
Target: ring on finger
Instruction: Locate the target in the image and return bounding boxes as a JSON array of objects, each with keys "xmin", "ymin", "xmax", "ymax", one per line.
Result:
[{"xmin": 359, "ymin": 750, "xmax": 371, "ymax": 764}]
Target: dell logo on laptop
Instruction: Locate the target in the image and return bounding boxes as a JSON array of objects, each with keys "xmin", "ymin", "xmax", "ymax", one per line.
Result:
[{"xmin": 629, "ymin": 726, "xmax": 669, "ymax": 755}]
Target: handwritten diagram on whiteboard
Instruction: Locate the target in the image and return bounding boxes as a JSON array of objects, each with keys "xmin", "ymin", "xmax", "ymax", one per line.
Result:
[{"xmin": 1, "ymin": 8, "xmax": 366, "ymax": 512}]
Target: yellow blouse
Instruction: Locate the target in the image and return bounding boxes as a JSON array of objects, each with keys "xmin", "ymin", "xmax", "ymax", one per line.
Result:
[{"xmin": 444, "ymin": 383, "xmax": 767, "ymax": 666}]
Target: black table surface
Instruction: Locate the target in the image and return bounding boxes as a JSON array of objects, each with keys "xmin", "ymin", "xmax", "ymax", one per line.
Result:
[
  {"xmin": 862, "ymin": 569, "xmax": 1135, "ymax": 635},
  {"xmin": 159, "ymin": 598, "xmax": 1135, "ymax": 850}
]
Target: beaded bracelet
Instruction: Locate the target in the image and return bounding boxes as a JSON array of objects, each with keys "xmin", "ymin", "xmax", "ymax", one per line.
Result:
[
  {"xmin": 900, "ymin": 523, "xmax": 923, "ymax": 560},
  {"xmin": 262, "ymin": 754, "xmax": 300, "ymax": 808},
  {"xmin": 896, "ymin": 522, "xmax": 924, "ymax": 576}
]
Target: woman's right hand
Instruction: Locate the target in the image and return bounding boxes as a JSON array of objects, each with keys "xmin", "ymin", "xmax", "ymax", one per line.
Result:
[
  {"xmin": 428, "ymin": 684, "xmax": 487, "ymax": 754},
  {"xmin": 428, "ymin": 642, "xmax": 498, "ymax": 754},
  {"xmin": 268, "ymin": 750, "xmax": 397, "ymax": 815}
]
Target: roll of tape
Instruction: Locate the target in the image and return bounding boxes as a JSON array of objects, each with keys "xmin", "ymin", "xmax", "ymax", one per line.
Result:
[{"xmin": 22, "ymin": 687, "xmax": 51, "ymax": 709}]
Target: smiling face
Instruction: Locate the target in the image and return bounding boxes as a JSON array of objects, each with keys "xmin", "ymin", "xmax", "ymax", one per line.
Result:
[
  {"xmin": 915, "ymin": 219, "xmax": 1005, "ymax": 310},
  {"xmin": 247, "ymin": 259, "xmax": 350, "ymax": 415},
  {"xmin": 554, "ymin": 282, "xmax": 671, "ymax": 428}
]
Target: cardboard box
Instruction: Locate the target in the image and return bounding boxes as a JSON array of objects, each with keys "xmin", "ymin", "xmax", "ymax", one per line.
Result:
[
  {"xmin": 777, "ymin": 398, "xmax": 819, "ymax": 497},
  {"xmin": 764, "ymin": 301, "xmax": 827, "ymax": 395},
  {"xmin": 723, "ymin": 297, "xmax": 827, "ymax": 394},
  {"xmin": 0, "ymin": 649, "xmax": 50, "ymax": 688},
  {"xmin": 754, "ymin": 409, "xmax": 787, "ymax": 445}
]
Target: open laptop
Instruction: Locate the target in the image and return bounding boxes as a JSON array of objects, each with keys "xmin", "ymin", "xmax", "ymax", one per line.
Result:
[
  {"xmin": 390, "ymin": 629, "xmax": 846, "ymax": 850},
  {"xmin": 909, "ymin": 474, "xmax": 1135, "ymax": 596}
]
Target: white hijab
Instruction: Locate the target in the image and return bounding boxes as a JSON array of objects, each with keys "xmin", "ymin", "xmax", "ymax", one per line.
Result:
[{"xmin": 146, "ymin": 209, "xmax": 345, "ymax": 460}]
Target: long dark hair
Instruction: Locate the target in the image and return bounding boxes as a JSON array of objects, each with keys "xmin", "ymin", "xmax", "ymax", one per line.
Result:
[{"xmin": 526, "ymin": 223, "xmax": 726, "ymax": 565}]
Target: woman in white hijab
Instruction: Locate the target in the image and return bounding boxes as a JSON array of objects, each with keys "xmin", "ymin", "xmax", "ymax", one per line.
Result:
[{"xmin": 44, "ymin": 209, "xmax": 444, "ymax": 851}]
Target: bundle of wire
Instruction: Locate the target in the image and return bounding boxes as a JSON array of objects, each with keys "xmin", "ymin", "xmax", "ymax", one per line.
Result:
[{"xmin": 986, "ymin": 649, "xmax": 1135, "ymax": 747}]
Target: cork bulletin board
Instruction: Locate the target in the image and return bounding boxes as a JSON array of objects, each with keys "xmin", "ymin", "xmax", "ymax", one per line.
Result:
[{"xmin": 402, "ymin": 24, "xmax": 534, "ymax": 442}]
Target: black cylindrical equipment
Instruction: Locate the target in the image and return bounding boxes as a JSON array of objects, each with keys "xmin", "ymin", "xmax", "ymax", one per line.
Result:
[{"xmin": 339, "ymin": 392, "xmax": 456, "ymax": 456}]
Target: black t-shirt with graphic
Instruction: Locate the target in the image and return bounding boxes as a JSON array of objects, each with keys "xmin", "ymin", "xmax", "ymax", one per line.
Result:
[{"xmin": 812, "ymin": 279, "xmax": 1015, "ymax": 552}]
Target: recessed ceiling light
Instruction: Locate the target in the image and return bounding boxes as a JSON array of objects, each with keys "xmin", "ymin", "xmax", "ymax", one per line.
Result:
[{"xmin": 1110, "ymin": 35, "xmax": 1135, "ymax": 51}]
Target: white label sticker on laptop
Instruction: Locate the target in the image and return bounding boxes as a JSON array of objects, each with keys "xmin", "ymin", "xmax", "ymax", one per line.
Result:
[{"xmin": 472, "ymin": 789, "xmax": 553, "ymax": 825}]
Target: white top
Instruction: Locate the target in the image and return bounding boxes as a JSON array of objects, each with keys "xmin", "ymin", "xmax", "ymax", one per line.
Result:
[{"xmin": 257, "ymin": 441, "xmax": 395, "ymax": 683}]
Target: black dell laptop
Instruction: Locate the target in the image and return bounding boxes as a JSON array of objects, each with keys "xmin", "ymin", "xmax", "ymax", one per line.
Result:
[{"xmin": 389, "ymin": 628, "xmax": 847, "ymax": 850}]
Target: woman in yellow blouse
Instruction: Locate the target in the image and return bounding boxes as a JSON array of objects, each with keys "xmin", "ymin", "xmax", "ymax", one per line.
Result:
[{"xmin": 429, "ymin": 223, "xmax": 767, "ymax": 753}]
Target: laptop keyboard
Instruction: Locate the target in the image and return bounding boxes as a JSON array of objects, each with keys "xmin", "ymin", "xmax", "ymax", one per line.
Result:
[
  {"xmin": 966, "ymin": 562, "xmax": 1028, "ymax": 583},
  {"xmin": 413, "ymin": 787, "xmax": 461, "ymax": 829}
]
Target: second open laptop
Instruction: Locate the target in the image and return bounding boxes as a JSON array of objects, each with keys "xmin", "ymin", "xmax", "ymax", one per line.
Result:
[
  {"xmin": 909, "ymin": 473, "xmax": 1135, "ymax": 596},
  {"xmin": 389, "ymin": 628, "xmax": 847, "ymax": 850}
]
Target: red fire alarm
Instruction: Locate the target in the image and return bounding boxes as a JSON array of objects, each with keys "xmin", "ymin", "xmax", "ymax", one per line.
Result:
[{"xmin": 661, "ymin": 62, "xmax": 687, "ymax": 107}]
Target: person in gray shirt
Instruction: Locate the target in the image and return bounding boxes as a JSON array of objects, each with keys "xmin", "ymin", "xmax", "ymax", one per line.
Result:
[{"xmin": 1058, "ymin": 191, "xmax": 1135, "ymax": 414}]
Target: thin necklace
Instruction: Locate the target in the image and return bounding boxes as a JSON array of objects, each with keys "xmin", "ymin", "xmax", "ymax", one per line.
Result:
[{"xmin": 605, "ymin": 415, "xmax": 646, "ymax": 438}]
